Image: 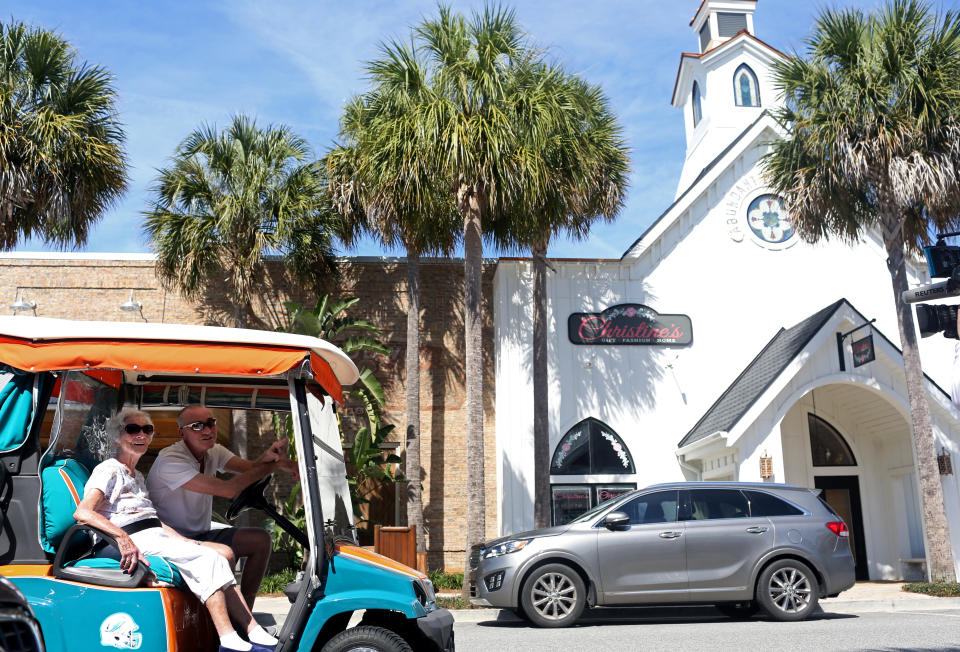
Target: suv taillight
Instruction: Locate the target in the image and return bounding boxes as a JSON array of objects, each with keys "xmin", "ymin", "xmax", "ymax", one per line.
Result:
[{"xmin": 826, "ymin": 521, "xmax": 848, "ymax": 537}]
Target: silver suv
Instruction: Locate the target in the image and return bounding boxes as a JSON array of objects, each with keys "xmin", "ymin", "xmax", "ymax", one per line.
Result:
[{"xmin": 469, "ymin": 482, "xmax": 855, "ymax": 627}]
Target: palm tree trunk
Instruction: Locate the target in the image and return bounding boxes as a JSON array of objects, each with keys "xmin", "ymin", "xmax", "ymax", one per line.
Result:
[
  {"xmin": 532, "ymin": 240, "xmax": 551, "ymax": 529},
  {"xmin": 459, "ymin": 183, "xmax": 485, "ymax": 599},
  {"xmin": 405, "ymin": 249, "xmax": 426, "ymax": 562},
  {"xmin": 883, "ymin": 215, "xmax": 956, "ymax": 582}
]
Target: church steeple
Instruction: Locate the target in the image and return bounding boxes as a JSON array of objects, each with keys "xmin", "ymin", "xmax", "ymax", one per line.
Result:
[
  {"xmin": 690, "ymin": 1, "xmax": 757, "ymax": 53},
  {"xmin": 671, "ymin": 0, "xmax": 782, "ymax": 198}
]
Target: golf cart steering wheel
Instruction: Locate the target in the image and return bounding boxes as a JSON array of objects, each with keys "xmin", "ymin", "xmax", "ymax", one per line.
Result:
[
  {"xmin": 226, "ymin": 474, "xmax": 272, "ymax": 521},
  {"xmin": 226, "ymin": 474, "xmax": 311, "ymax": 549}
]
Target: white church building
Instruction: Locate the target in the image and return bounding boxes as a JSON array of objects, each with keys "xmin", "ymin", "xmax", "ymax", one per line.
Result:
[{"xmin": 493, "ymin": 0, "xmax": 960, "ymax": 581}]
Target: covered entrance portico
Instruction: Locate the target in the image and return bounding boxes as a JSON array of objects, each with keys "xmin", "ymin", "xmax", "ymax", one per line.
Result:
[{"xmin": 676, "ymin": 299, "xmax": 960, "ymax": 581}]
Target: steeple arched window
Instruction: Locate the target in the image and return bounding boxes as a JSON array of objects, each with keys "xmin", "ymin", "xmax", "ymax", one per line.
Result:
[
  {"xmin": 692, "ymin": 81, "xmax": 703, "ymax": 126},
  {"xmin": 734, "ymin": 64, "xmax": 760, "ymax": 107}
]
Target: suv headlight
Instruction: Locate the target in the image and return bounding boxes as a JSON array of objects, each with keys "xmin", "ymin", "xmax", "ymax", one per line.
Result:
[{"xmin": 481, "ymin": 538, "xmax": 532, "ymax": 559}]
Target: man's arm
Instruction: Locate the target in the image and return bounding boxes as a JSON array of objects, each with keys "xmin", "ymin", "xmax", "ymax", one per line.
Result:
[{"xmin": 180, "ymin": 460, "xmax": 282, "ymax": 499}]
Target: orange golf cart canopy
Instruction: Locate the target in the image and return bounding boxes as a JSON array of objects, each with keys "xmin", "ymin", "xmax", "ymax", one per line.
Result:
[{"xmin": 0, "ymin": 316, "xmax": 359, "ymax": 404}]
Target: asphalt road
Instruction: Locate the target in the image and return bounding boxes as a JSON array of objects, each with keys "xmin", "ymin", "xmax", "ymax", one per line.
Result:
[{"xmin": 450, "ymin": 606, "xmax": 960, "ymax": 651}]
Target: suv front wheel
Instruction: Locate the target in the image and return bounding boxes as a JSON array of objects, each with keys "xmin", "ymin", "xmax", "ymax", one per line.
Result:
[
  {"xmin": 755, "ymin": 559, "xmax": 819, "ymax": 621},
  {"xmin": 520, "ymin": 563, "xmax": 586, "ymax": 628}
]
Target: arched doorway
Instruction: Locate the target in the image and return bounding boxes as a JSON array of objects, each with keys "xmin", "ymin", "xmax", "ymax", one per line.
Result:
[
  {"xmin": 550, "ymin": 417, "xmax": 636, "ymax": 525},
  {"xmin": 779, "ymin": 382, "xmax": 922, "ymax": 581},
  {"xmin": 808, "ymin": 413, "xmax": 868, "ymax": 580}
]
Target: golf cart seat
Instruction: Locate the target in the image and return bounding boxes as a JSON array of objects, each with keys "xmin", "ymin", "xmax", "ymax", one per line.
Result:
[{"xmin": 40, "ymin": 457, "xmax": 185, "ymax": 589}]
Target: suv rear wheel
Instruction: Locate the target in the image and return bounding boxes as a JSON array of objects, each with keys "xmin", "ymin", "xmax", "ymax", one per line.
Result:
[
  {"xmin": 520, "ymin": 563, "xmax": 586, "ymax": 628},
  {"xmin": 755, "ymin": 559, "xmax": 819, "ymax": 621}
]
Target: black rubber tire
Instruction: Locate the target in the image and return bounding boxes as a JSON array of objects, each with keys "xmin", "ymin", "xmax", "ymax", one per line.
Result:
[
  {"xmin": 509, "ymin": 606, "xmax": 528, "ymax": 621},
  {"xmin": 520, "ymin": 563, "xmax": 586, "ymax": 628},
  {"xmin": 320, "ymin": 625, "xmax": 414, "ymax": 652},
  {"xmin": 715, "ymin": 601, "xmax": 759, "ymax": 619},
  {"xmin": 755, "ymin": 559, "xmax": 820, "ymax": 622}
]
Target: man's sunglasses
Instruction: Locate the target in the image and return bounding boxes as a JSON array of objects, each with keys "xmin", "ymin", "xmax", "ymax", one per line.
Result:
[
  {"xmin": 124, "ymin": 423, "xmax": 155, "ymax": 435},
  {"xmin": 181, "ymin": 418, "xmax": 217, "ymax": 432}
]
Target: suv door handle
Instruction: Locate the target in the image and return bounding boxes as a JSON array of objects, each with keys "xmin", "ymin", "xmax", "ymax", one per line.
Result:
[
  {"xmin": 659, "ymin": 531, "xmax": 682, "ymax": 539},
  {"xmin": 746, "ymin": 526, "xmax": 768, "ymax": 534}
]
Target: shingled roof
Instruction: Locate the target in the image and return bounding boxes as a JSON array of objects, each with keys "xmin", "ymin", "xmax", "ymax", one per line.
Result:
[{"xmin": 678, "ymin": 299, "xmax": 846, "ymax": 448}]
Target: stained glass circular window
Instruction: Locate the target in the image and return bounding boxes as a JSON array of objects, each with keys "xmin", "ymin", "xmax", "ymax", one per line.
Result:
[{"xmin": 746, "ymin": 194, "xmax": 794, "ymax": 244}]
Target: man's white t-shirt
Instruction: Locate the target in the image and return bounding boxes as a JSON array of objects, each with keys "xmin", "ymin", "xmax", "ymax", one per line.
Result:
[{"xmin": 146, "ymin": 440, "xmax": 235, "ymax": 537}]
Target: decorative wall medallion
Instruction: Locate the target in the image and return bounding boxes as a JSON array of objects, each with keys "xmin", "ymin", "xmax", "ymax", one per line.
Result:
[
  {"xmin": 746, "ymin": 194, "xmax": 794, "ymax": 244},
  {"xmin": 723, "ymin": 174, "xmax": 797, "ymax": 250}
]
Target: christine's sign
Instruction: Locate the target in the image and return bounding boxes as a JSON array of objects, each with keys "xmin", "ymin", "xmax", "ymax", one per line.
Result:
[{"xmin": 568, "ymin": 303, "xmax": 693, "ymax": 346}]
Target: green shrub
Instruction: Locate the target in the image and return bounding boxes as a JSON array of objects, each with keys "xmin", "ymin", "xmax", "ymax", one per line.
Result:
[
  {"xmin": 428, "ymin": 569, "xmax": 463, "ymax": 591},
  {"xmin": 902, "ymin": 581, "xmax": 960, "ymax": 597},
  {"xmin": 259, "ymin": 567, "xmax": 299, "ymax": 595},
  {"xmin": 436, "ymin": 596, "xmax": 483, "ymax": 609}
]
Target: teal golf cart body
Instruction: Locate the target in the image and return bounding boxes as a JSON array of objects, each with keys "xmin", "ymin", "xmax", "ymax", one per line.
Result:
[{"xmin": 0, "ymin": 316, "xmax": 454, "ymax": 652}]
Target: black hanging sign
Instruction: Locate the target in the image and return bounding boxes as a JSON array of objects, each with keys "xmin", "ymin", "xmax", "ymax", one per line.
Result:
[
  {"xmin": 852, "ymin": 334, "xmax": 875, "ymax": 367},
  {"xmin": 568, "ymin": 303, "xmax": 693, "ymax": 346}
]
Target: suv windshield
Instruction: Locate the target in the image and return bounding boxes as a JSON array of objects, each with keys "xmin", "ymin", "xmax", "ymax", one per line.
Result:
[{"xmin": 568, "ymin": 490, "xmax": 635, "ymax": 524}]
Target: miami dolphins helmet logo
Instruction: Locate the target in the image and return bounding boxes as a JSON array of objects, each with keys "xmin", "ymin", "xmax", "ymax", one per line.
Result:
[{"xmin": 99, "ymin": 612, "xmax": 143, "ymax": 649}]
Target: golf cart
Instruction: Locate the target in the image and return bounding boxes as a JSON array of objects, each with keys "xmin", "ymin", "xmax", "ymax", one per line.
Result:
[{"xmin": 0, "ymin": 316, "xmax": 454, "ymax": 651}]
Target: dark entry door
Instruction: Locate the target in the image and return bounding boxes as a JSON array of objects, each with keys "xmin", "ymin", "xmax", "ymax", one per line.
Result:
[{"xmin": 815, "ymin": 475, "xmax": 868, "ymax": 580}]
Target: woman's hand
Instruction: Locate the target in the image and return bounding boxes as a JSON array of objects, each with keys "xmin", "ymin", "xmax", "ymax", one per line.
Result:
[{"xmin": 116, "ymin": 533, "xmax": 149, "ymax": 573}]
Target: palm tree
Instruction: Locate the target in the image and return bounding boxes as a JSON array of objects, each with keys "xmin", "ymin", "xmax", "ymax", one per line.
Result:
[
  {"xmin": 489, "ymin": 67, "xmax": 629, "ymax": 529},
  {"xmin": 0, "ymin": 20, "xmax": 127, "ymax": 249},
  {"xmin": 409, "ymin": 4, "xmax": 563, "ymax": 594},
  {"xmin": 325, "ymin": 39, "xmax": 459, "ymax": 565},
  {"xmin": 143, "ymin": 114, "xmax": 338, "ymax": 329},
  {"xmin": 144, "ymin": 114, "xmax": 339, "ymax": 465},
  {"xmin": 762, "ymin": 0, "xmax": 960, "ymax": 581}
]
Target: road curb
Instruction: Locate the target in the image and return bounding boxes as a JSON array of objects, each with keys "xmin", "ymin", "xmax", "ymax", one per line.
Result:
[
  {"xmin": 445, "ymin": 597, "xmax": 960, "ymax": 623},
  {"xmin": 820, "ymin": 597, "xmax": 960, "ymax": 613}
]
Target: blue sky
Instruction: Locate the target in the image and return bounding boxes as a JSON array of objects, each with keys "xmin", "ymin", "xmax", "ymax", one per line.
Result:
[{"xmin": 10, "ymin": 0, "xmax": 904, "ymax": 258}]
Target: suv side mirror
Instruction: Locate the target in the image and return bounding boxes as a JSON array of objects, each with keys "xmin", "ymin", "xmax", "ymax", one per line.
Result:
[{"xmin": 603, "ymin": 511, "xmax": 630, "ymax": 530}]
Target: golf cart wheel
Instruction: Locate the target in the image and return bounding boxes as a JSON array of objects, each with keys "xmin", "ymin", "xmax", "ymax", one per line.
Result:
[
  {"xmin": 715, "ymin": 601, "xmax": 759, "ymax": 619},
  {"xmin": 520, "ymin": 563, "xmax": 586, "ymax": 628},
  {"xmin": 755, "ymin": 559, "xmax": 819, "ymax": 621},
  {"xmin": 320, "ymin": 625, "xmax": 413, "ymax": 652}
]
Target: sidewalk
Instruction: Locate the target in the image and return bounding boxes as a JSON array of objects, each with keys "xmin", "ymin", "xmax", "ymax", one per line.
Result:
[{"xmin": 254, "ymin": 582, "xmax": 960, "ymax": 627}]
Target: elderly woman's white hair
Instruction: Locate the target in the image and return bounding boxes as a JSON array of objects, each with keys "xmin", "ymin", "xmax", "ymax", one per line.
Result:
[{"xmin": 107, "ymin": 408, "xmax": 154, "ymax": 441}]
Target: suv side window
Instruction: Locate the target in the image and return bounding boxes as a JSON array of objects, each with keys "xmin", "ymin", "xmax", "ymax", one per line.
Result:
[
  {"xmin": 688, "ymin": 489, "xmax": 749, "ymax": 520},
  {"xmin": 744, "ymin": 490, "xmax": 804, "ymax": 517},
  {"xmin": 619, "ymin": 490, "xmax": 679, "ymax": 525}
]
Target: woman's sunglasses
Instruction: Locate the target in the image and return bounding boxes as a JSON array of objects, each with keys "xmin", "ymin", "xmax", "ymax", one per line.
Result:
[
  {"xmin": 124, "ymin": 423, "xmax": 155, "ymax": 435},
  {"xmin": 181, "ymin": 418, "xmax": 217, "ymax": 432}
]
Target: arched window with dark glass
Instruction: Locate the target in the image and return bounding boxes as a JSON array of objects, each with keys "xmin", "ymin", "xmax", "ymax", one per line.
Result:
[
  {"xmin": 808, "ymin": 414, "xmax": 856, "ymax": 466},
  {"xmin": 551, "ymin": 417, "xmax": 635, "ymax": 474},
  {"xmin": 550, "ymin": 418, "xmax": 636, "ymax": 525},
  {"xmin": 692, "ymin": 81, "xmax": 703, "ymax": 126},
  {"xmin": 733, "ymin": 64, "xmax": 760, "ymax": 107}
]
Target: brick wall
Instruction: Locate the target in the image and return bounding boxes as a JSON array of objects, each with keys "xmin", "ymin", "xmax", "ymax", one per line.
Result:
[{"xmin": 0, "ymin": 254, "xmax": 497, "ymax": 570}]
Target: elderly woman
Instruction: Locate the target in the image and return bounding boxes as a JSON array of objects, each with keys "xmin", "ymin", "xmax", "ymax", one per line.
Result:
[{"xmin": 73, "ymin": 408, "xmax": 278, "ymax": 652}]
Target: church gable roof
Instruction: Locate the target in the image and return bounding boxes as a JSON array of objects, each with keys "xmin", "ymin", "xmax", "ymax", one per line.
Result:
[
  {"xmin": 620, "ymin": 110, "xmax": 778, "ymax": 260},
  {"xmin": 677, "ymin": 299, "xmax": 953, "ymax": 449}
]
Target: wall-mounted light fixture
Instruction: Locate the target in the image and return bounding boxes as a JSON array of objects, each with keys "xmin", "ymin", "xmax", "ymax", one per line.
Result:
[
  {"xmin": 10, "ymin": 289, "xmax": 37, "ymax": 315},
  {"xmin": 119, "ymin": 290, "xmax": 145, "ymax": 321},
  {"xmin": 759, "ymin": 450, "xmax": 774, "ymax": 479},
  {"xmin": 939, "ymin": 450, "xmax": 953, "ymax": 475}
]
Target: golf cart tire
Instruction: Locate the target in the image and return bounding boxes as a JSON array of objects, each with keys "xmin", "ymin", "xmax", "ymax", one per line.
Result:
[{"xmin": 320, "ymin": 625, "xmax": 413, "ymax": 652}]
